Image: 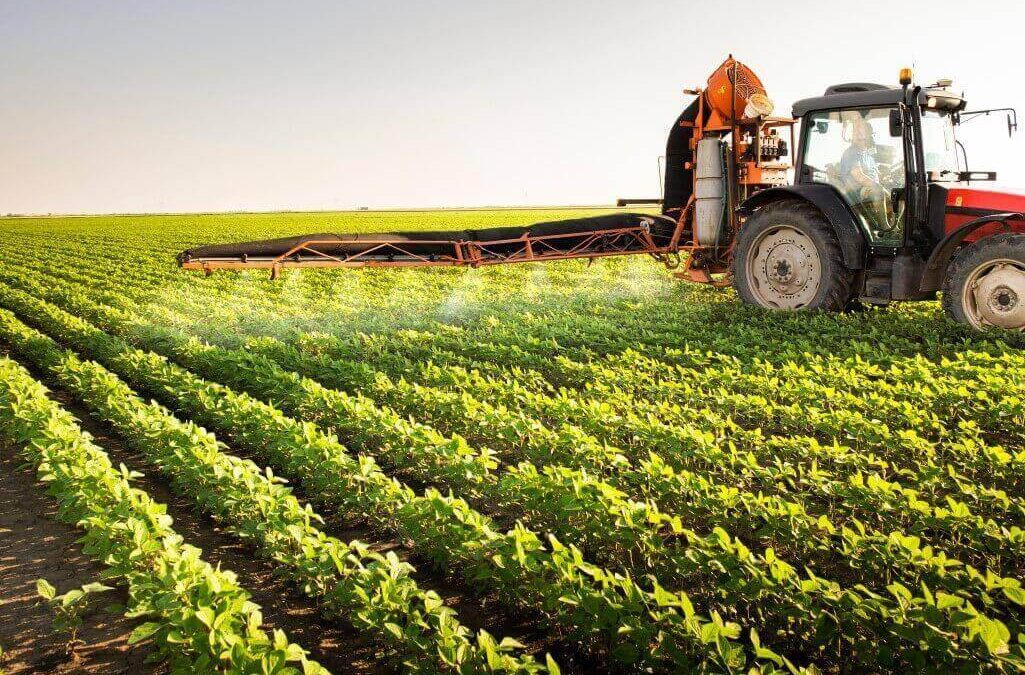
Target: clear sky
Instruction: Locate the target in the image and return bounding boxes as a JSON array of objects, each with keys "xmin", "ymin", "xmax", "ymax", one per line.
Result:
[{"xmin": 2, "ymin": 0, "xmax": 1023, "ymax": 214}]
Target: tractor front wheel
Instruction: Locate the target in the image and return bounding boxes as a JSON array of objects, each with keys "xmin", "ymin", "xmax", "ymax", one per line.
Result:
[
  {"xmin": 942, "ymin": 233, "xmax": 1025, "ymax": 331},
  {"xmin": 733, "ymin": 200, "xmax": 853, "ymax": 312}
]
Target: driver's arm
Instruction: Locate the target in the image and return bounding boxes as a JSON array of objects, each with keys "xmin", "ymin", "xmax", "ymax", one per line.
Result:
[{"xmin": 848, "ymin": 163, "xmax": 877, "ymax": 189}]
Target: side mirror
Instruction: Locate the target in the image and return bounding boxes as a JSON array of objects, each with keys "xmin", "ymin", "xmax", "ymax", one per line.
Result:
[{"xmin": 889, "ymin": 109, "xmax": 904, "ymax": 137}]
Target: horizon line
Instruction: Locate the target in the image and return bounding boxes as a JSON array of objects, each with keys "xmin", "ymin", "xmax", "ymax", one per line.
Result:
[{"xmin": 0, "ymin": 203, "xmax": 655, "ymax": 220}]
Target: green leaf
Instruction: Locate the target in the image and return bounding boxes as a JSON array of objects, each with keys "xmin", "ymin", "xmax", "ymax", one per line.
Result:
[
  {"xmin": 1002, "ymin": 584, "xmax": 1025, "ymax": 607},
  {"xmin": 35, "ymin": 578, "xmax": 56, "ymax": 601},
  {"xmin": 498, "ymin": 636, "xmax": 526, "ymax": 650},
  {"xmin": 128, "ymin": 621, "xmax": 163, "ymax": 644},
  {"xmin": 195, "ymin": 606, "xmax": 216, "ymax": 629},
  {"xmin": 59, "ymin": 589, "xmax": 85, "ymax": 607},
  {"xmin": 935, "ymin": 592, "xmax": 964, "ymax": 611},
  {"xmin": 80, "ymin": 582, "xmax": 113, "ymax": 594}
]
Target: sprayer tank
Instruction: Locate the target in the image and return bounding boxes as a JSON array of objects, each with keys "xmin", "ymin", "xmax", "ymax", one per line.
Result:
[{"xmin": 694, "ymin": 137, "xmax": 728, "ymax": 247}]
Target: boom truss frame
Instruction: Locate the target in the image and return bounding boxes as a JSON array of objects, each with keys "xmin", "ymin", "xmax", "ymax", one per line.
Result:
[{"xmin": 180, "ymin": 216, "xmax": 696, "ymax": 279}]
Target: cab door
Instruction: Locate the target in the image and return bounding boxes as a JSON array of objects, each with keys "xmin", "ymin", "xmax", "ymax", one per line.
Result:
[{"xmin": 798, "ymin": 107, "xmax": 908, "ymax": 246}]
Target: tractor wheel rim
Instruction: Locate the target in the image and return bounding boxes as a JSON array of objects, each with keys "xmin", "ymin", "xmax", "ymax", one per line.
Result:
[
  {"xmin": 745, "ymin": 225, "xmax": 821, "ymax": 310},
  {"xmin": 963, "ymin": 258, "xmax": 1025, "ymax": 330}
]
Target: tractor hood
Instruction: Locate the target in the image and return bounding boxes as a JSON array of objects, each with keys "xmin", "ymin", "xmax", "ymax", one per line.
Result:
[
  {"xmin": 941, "ymin": 185, "xmax": 1025, "ymax": 241},
  {"xmin": 946, "ymin": 186, "xmax": 1025, "ymax": 216}
]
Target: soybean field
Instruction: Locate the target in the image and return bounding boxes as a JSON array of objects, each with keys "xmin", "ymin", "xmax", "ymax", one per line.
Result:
[{"xmin": 1, "ymin": 209, "xmax": 1024, "ymax": 674}]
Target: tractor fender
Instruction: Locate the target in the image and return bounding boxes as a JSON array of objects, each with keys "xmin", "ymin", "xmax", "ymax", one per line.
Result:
[
  {"xmin": 919, "ymin": 212, "xmax": 1025, "ymax": 292},
  {"xmin": 738, "ymin": 185, "xmax": 866, "ymax": 269}
]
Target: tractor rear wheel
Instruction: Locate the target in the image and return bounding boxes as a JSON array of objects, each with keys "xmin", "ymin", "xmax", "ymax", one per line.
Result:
[
  {"xmin": 942, "ymin": 233, "xmax": 1025, "ymax": 331},
  {"xmin": 733, "ymin": 200, "xmax": 853, "ymax": 312}
]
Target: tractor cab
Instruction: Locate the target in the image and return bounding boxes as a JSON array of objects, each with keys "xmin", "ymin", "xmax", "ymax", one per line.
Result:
[
  {"xmin": 737, "ymin": 70, "xmax": 1025, "ymax": 329},
  {"xmin": 795, "ymin": 79, "xmax": 1016, "ymax": 239}
]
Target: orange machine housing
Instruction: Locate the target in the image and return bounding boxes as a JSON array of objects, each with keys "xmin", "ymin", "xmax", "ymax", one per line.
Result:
[
  {"xmin": 704, "ymin": 56, "xmax": 771, "ymax": 126},
  {"xmin": 670, "ymin": 56, "xmax": 795, "ymax": 284}
]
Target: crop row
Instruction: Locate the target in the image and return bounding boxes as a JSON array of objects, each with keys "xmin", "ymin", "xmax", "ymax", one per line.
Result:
[
  {"xmin": 7, "ymin": 263, "xmax": 1025, "ymax": 586},
  {"xmin": 3, "ymin": 252, "xmax": 1022, "ymax": 462},
  {"xmin": 0, "ymin": 307, "xmax": 548, "ymax": 674},
  {"xmin": 0, "ymin": 356, "xmax": 327, "ymax": 674},
  {"xmin": 166, "ymin": 332, "xmax": 1025, "ymax": 619},
  {"xmin": 210, "ymin": 323, "xmax": 1025, "ymax": 581},
  {"xmin": 4, "ymin": 237, "xmax": 1017, "ymax": 371},
  {"xmin": 0, "ymin": 287, "xmax": 794, "ymax": 673},
  {"xmin": 2, "ymin": 280, "xmax": 1025, "ymax": 671},
  {"xmin": 278, "ymin": 328, "xmax": 1025, "ymax": 513},
  {"xmin": 10, "ymin": 268, "xmax": 1023, "ymax": 582},
  {"xmin": 0, "ymin": 233, "xmax": 623, "ymax": 344},
  {"xmin": 116, "ymin": 312, "xmax": 1025, "ymax": 610},
  {"xmin": 8, "ymin": 264, "xmax": 1025, "ymax": 561},
  {"xmin": 5, "ymin": 246, "xmax": 1023, "ymax": 454},
  {"xmin": 5, "ymin": 259, "xmax": 1020, "ymax": 512},
  {"xmin": 250, "ymin": 332, "xmax": 1025, "ymax": 528},
  {"xmin": 275, "ymin": 318, "xmax": 1024, "ymax": 451}
]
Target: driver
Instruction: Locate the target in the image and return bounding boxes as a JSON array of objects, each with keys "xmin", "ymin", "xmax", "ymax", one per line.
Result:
[{"xmin": 841, "ymin": 118, "xmax": 893, "ymax": 232}]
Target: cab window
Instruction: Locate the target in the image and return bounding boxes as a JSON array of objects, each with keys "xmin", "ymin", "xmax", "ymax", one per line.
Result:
[
  {"xmin": 921, "ymin": 110, "xmax": 959, "ymax": 177},
  {"xmin": 803, "ymin": 108, "xmax": 906, "ymax": 243}
]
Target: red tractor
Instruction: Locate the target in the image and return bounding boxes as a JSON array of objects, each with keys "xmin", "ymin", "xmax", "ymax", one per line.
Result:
[{"xmin": 180, "ymin": 58, "xmax": 1024, "ymax": 331}]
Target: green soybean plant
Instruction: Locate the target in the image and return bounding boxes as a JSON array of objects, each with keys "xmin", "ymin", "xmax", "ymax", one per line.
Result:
[{"xmin": 35, "ymin": 579, "xmax": 115, "ymax": 654}]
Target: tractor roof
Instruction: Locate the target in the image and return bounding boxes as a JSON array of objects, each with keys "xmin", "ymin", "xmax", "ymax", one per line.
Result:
[
  {"xmin": 793, "ymin": 85, "xmax": 903, "ymax": 117},
  {"xmin": 792, "ymin": 84, "xmax": 965, "ymax": 117}
]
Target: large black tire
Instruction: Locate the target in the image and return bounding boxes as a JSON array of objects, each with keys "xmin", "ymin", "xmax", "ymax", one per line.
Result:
[
  {"xmin": 733, "ymin": 200, "xmax": 853, "ymax": 312},
  {"xmin": 942, "ymin": 233, "xmax": 1025, "ymax": 331}
]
